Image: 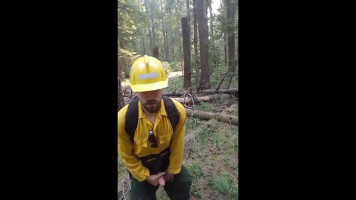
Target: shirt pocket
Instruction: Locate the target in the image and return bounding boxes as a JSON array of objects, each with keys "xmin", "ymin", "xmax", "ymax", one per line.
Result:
[
  {"xmin": 134, "ymin": 124, "xmax": 148, "ymax": 148},
  {"xmin": 158, "ymin": 119, "xmax": 173, "ymax": 145}
]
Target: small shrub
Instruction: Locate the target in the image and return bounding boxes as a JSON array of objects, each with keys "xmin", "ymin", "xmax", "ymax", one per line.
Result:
[
  {"xmin": 209, "ymin": 172, "xmax": 238, "ymax": 198},
  {"xmin": 190, "ymin": 183, "xmax": 202, "ymax": 198},
  {"xmin": 185, "ymin": 117, "xmax": 196, "ymax": 130},
  {"xmin": 169, "ymin": 61, "xmax": 181, "ymax": 72},
  {"xmin": 195, "ymin": 102, "xmax": 215, "ymax": 112},
  {"xmin": 187, "ymin": 162, "xmax": 203, "ymax": 179}
]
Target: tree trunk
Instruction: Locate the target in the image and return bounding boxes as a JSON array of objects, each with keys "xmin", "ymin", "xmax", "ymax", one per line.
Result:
[
  {"xmin": 186, "ymin": 0, "xmax": 190, "ymax": 22},
  {"xmin": 142, "ymin": 34, "xmax": 146, "ymax": 55},
  {"xmin": 197, "ymin": 0, "xmax": 210, "ymax": 89},
  {"xmin": 224, "ymin": 33, "xmax": 227, "ymax": 67},
  {"xmin": 144, "ymin": 0, "xmax": 152, "ymax": 53},
  {"xmin": 153, "ymin": 46, "xmax": 159, "ymax": 59},
  {"xmin": 185, "ymin": 108, "xmax": 238, "ymax": 125},
  {"xmin": 160, "ymin": 0, "xmax": 169, "ymax": 61},
  {"xmin": 226, "ymin": 0, "xmax": 236, "ymax": 73},
  {"xmin": 150, "ymin": 0, "xmax": 156, "ymax": 47},
  {"xmin": 208, "ymin": 0, "xmax": 214, "ymax": 39},
  {"xmin": 181, "ymin": 17, "xmax": 192, "ymax": 90},
  {"xmin": 178, "ymin": 22, "xmax": 183, "ymax": 74},
  {"xmin": 171, "ymin": 42, "xmax": 175, "ymax": 61},
  {"xmin": 193, "ymin": 0, "xmax": 200, "ymax": 90}
]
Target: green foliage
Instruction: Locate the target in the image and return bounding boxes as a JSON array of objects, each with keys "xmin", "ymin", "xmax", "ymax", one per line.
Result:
[
  {"xmin": 187, "ymin": 162, "xmax": 203, "ymax": 179},
  {"xmin": 169, "ymin": 61, "xmax": 181, "ymax": 72},
  {"xmin": 195, "ymin": 102, "xmax": 215, "ymax": 112},
  {"xmin": 161, "ymin": 61, "xmax": 173, "ymax": 73},
  {"xmin": 185, "ymin": 117, "xmax": 197, "ymax": 130},
  {"xmin": 191, "ymin": 183, "xmax": 202, "ymax": 198},
  {"xmin": 118, "ymin": 48, "xmax": 141, "ymax": 78},
  {"xmin": 197, "ymin": 127, "xmax": 214, "ymax": 145},
  {"xmin": 209, "ymin": 172, "xmax": 238, "ymax": 198},
  {"xmin": 118, "ymin": 0, "xmax": 148, "ymax": 45},
  {"xmin": 165, "ymin": 74, "xmax": 183, "ymax": 92},
  {"xmin": 224, "ymin": 155, "xmax": 229, "ymax": 164}
]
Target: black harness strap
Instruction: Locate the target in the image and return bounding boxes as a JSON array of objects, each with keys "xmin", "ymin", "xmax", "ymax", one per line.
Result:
[
  {"xmin": 124, "ymin": 97, "xmax": 139, "ymax": 143},
  {"xmin": 162, "ymin": 96, "xmax": 180, "ymax": 131}
]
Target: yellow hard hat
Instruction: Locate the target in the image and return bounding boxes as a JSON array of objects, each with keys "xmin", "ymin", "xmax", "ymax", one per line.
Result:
[{"xmin": 129, "ymin": 55, "xmax": 168, "ymax": 92}]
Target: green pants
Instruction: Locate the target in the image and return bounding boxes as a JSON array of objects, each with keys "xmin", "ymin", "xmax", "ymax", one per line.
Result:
[{"xmin": 130, "ymin": 165, "xmax": 192, "ymax": 200}]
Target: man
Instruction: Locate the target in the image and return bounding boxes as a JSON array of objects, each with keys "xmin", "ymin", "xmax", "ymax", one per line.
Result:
[{"xmin": 118, "ymin": 55, "xmax": 192, "ymax": 200}]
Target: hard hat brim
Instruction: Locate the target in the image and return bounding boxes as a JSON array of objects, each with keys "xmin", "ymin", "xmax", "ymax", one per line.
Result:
[{"xmin": 130, "ymin": 80, "xmax": 168, "ymax": 92}]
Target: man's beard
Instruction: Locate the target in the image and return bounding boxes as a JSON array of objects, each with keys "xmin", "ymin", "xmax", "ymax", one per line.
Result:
[{"xmin": 142, "ymin": 100, "xmax": 161, "ymax": 113}]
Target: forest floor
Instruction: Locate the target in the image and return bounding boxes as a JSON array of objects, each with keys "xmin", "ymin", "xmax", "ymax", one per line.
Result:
[{"xmin": 118, "ymin": 69, "xmax": 238, "ymax": 199}]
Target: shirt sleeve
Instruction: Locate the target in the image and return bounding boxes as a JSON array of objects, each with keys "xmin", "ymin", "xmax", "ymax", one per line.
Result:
[
  {"xmin": 118, "ymin": 106, "xmax": 150, "ymax": 182},
  {"xmin": 167, "ymin": 100, "xmax": 186, "ymax": 174}
]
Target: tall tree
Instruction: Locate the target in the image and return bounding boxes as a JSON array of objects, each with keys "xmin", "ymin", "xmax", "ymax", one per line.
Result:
[
  {"xmin": 181, "ymin": 17, "xmax": 192, "ymax": 90},
  {"xmin": 186, "ymin": 0, "xmax": 190, "ymax": 22},
  {"xmin": 144, "ymin": 0, "xmax": 152, "ymax": 54},
  {"xmin": 226, "ymin": 0, "xmax": 237, "ymax": 72},
  {"xmin": 160, "ymin": 0, "xmax": 170, "ymax": 61},
  {"xmin": 193, "ymin": 0, "xmax": 200, "ymax": 90},
  {"xmin": 197, "ymin": 0, "xmax": 210, "ymax": 89},
  {"xmin": 149, "ymin": 0, "xmax": 157, "ymax": 55}
]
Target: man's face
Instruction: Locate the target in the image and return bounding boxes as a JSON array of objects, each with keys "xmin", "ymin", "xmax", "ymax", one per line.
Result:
[{"xmin": 137, "ymin": 89, "xmax": 163, "ymax": 113}]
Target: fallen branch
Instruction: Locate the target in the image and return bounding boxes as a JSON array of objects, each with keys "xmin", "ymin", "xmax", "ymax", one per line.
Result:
[{"xmin": 185, "ymin": 108, "xmax": 238, "ymax": 125}]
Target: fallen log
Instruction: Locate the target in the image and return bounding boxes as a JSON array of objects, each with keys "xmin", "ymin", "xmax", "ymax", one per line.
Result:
[
  {"xmin": 123, "ymin": 88, "xmax": 238, "ymax": 97},
  {"xmin": 164, "ymin": 88, "xmax": 238, "ymax": 96},
  {"xmin": 173, "ymin": 94, "xmax": 231, "ymax": 104},
  {"xmin": 198, "ymin": 88, "xmax": 238, "ymax": 95},
  {"xmin": 185, "ymin": 108, "xmax": 238, "ymax": 126},
  {"xmin": 122, "ymin": 93, "xmax": 234, "ymax": 106}
]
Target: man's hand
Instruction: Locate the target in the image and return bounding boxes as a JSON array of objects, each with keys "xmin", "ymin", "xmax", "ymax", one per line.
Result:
[
  {"xmin": 164, "ymin": 170, "xmax": 174, "ymax": 183},
  {"xmin": 146, "ymin": 172, "xmax": 165, "ymax": 186}
]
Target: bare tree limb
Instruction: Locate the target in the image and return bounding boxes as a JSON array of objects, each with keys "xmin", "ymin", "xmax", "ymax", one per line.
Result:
[
  {"xmin": 227, "ymin": 72, "xmax": 236, "ymax": 89},
  {"xmin": 197, "ymin": 71, "xmax": 214, "ymax": 92},
  {"xmin": 216, "ymin": 70, "xmax": 229, "ymax": 91}
]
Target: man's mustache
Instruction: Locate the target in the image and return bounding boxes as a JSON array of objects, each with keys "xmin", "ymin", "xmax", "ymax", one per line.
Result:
[{"xmin": 145, "ymin": 100, "xmax": 159, "ymax": 105}]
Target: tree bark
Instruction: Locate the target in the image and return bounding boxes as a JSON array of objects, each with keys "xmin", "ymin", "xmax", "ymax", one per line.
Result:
[
  {"xmin": 181, "ymin": 17, "xmax": 192, "ymax": 90},
  {"xmin": 186, "ymin": 0, "xmax": 190, "ymax": 22},
  {"xmin": 153, "ymin": 46, "xmax": 159, "ymax": 59},
  {"xmin": 208, "ymin": 0, "xmax": 214, "ymax": 38},
  {"xmin": 224, "ymin": 32, "xmax": 227, "ymax": 67},
  {"xmin": 226, "ymin": 0, "xmax": 236, "ymax": 73},
  {"xmin": 185, "ymin": 109, "xmax": 238, "ymax": 125},
  {"xmin": 149, "ymin": 0, "xmax": 157, "ymax": 47},
  {"xmin": 160, "ymin": 0, "xmax": 169, "ymax": 61},
  {"xmin": 193, "ymin": 0, "xmax": 200, "ymax": 90},
  {"xmin": 197, "ymin": 0, "xmax": 210, "ymax": 89}
]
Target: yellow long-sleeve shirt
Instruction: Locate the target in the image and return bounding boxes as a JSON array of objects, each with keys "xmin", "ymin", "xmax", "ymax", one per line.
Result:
[{"xmin": 118, "ymin": 97, "xmax": 186, "ymax": 182}]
